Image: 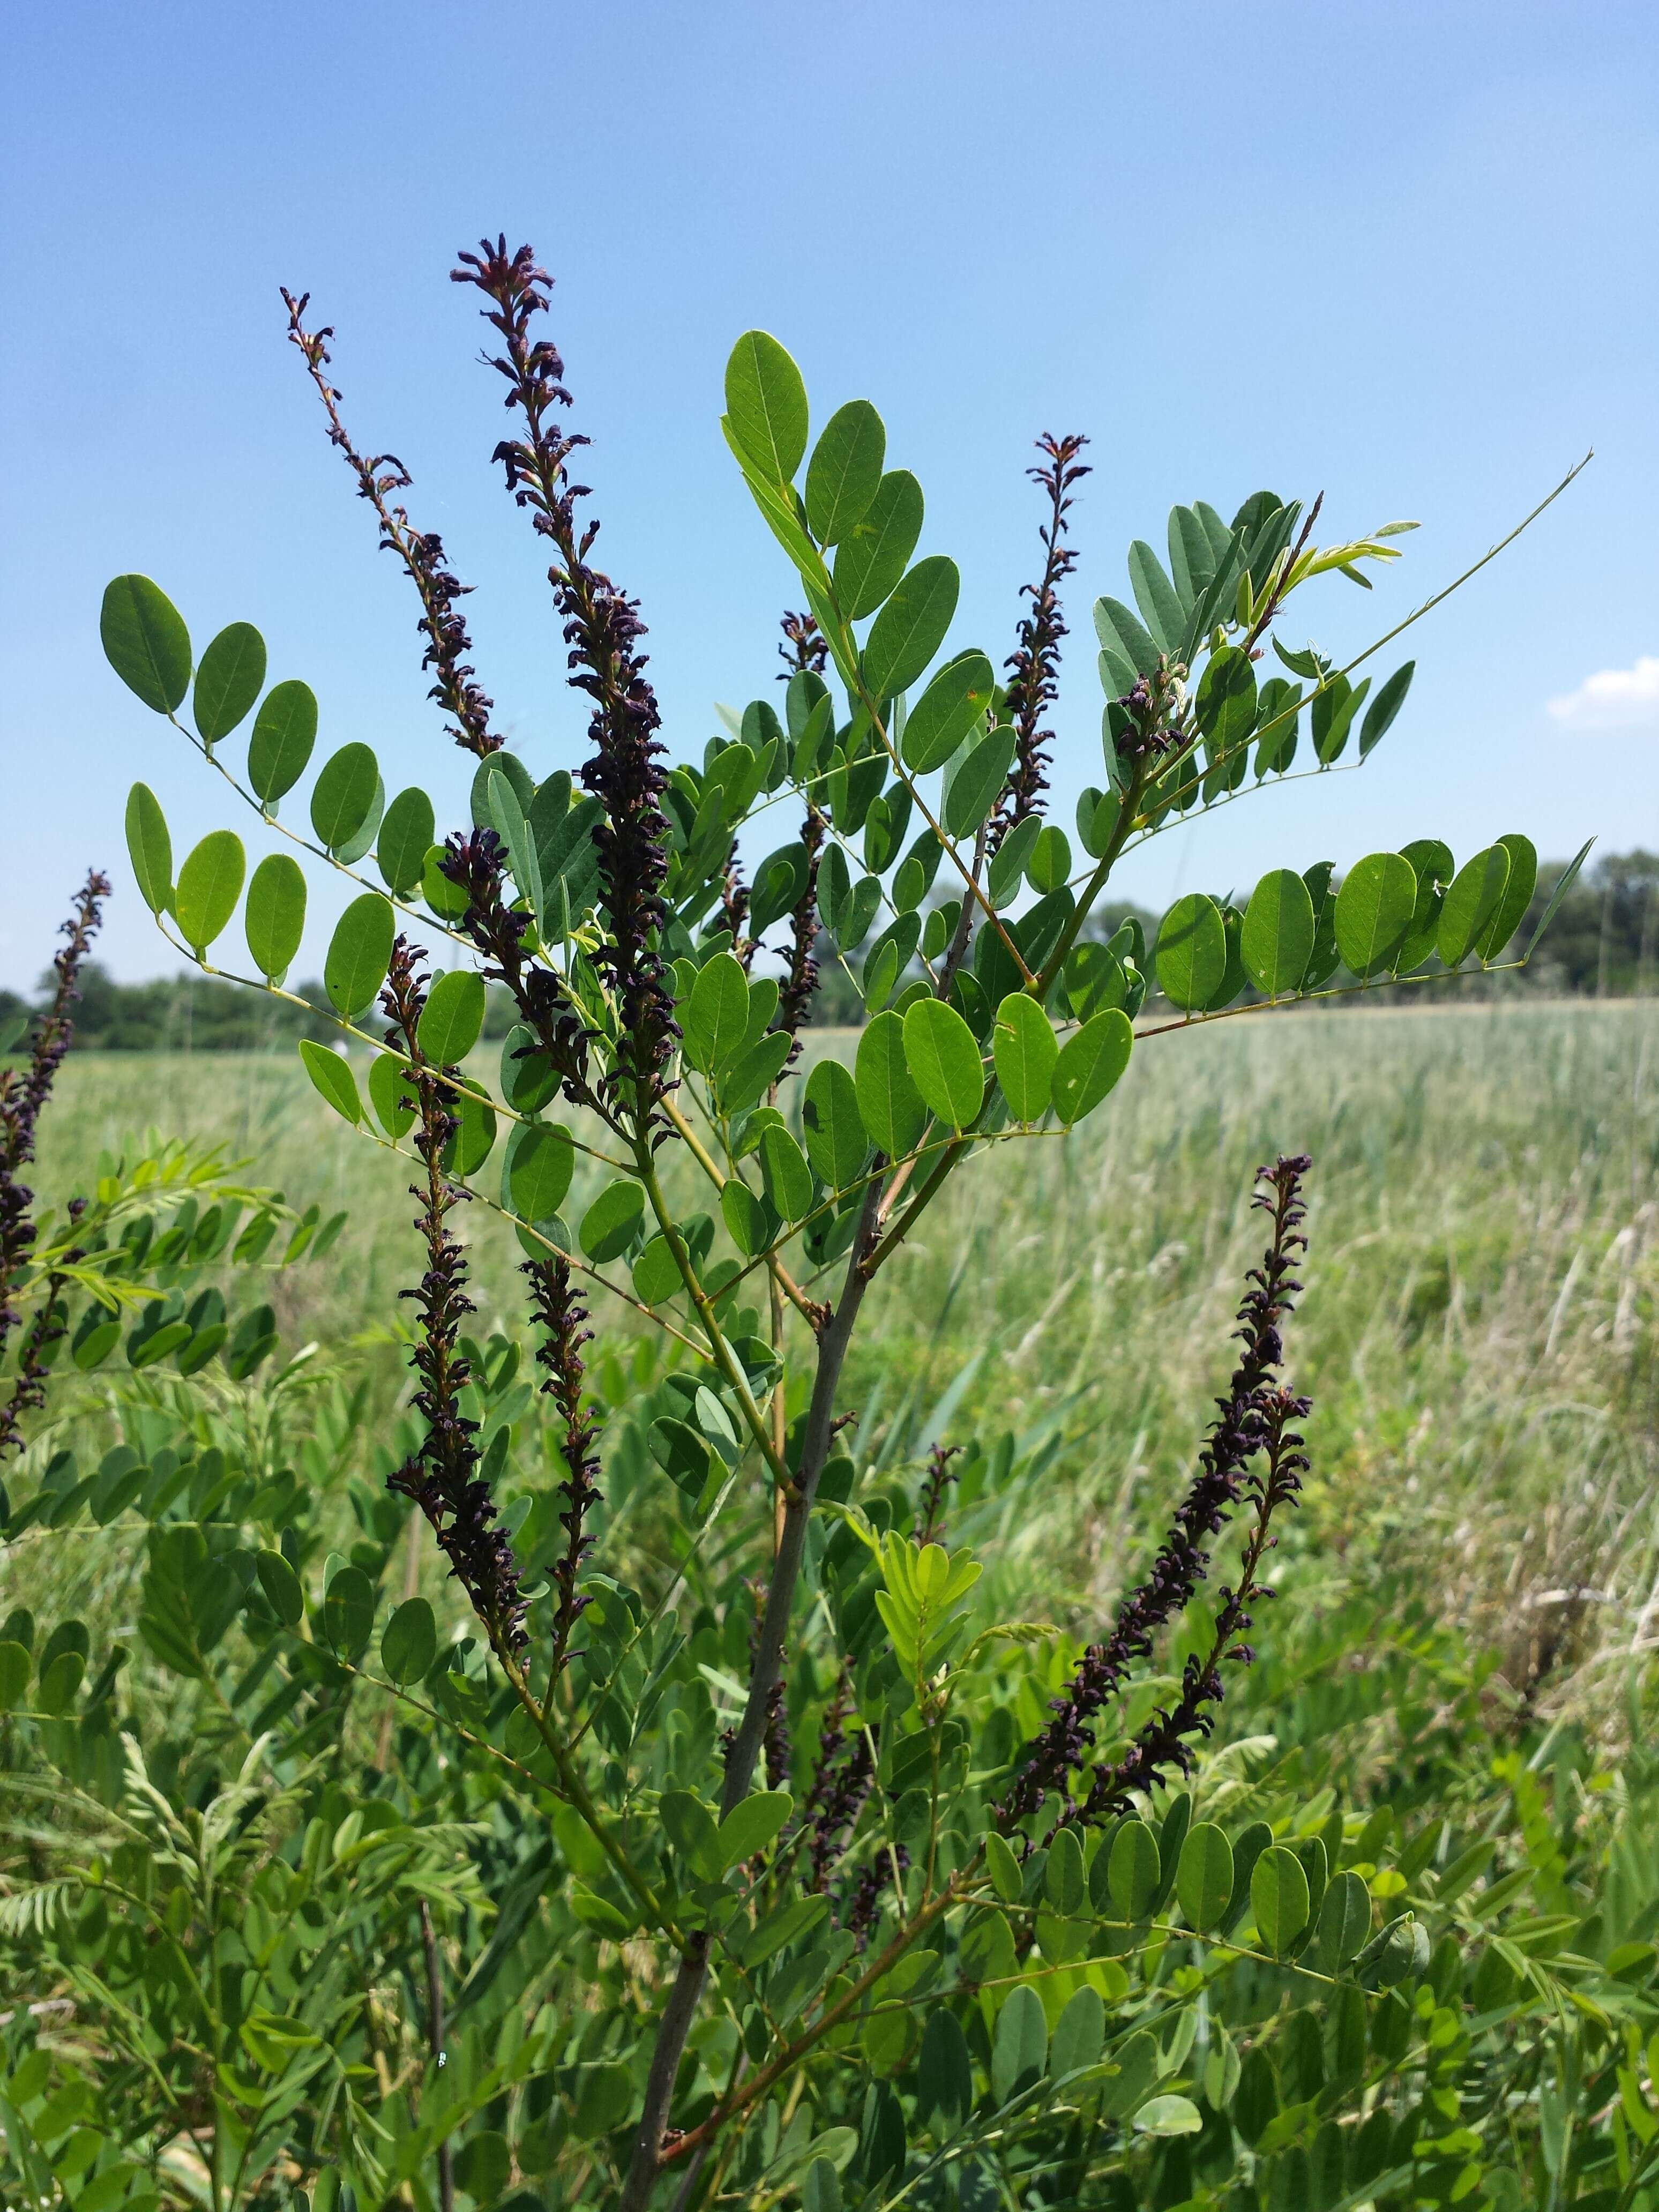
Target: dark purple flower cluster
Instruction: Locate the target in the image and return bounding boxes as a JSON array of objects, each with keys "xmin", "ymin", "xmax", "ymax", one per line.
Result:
[
  {"xmin": 842, "ymin": 1843, "xmax": 909, "ymax": 1947},
  {"xmin": 991, "ymin": 434, "xmax": 1090, "ymax": 851},
  {"xmin": 772, "ymin": 809, "xmax": 825, "ymax": 1057},
  {"xmin": 997, "ymin": 1154, "xmax": 1313, "ymax": 1832},
  {"xmin": 282, "ymin": 292, "xmax": 500, "ymax": 759},
  {"xmin": 524, "ymin": 1253, "xmax": 602, "ymax": 1683},
  {"xmin": 776, "ymin": 609, "xmax": 829, "ymax": 678},
  {"xmin": 450, "ymin": 238, "xmax": 678, "ymax": 1122},
  {"xmin": 1075, "ymin": 1376, "xmax": 1310, "ymax": 1825},
  {"xmin": 381, "ymin": 937, "xmax": 526, "ymax": 1651},
  {"xmin": 799, "ymin": 1668, "xmax": 875, "ymax": 1895},
  {"xmin": 438, "ymin": 828, "xmax": 594, "ymax": 1110},
  {"xmin": 1, "ymin": 872, "xmax": 108, "ymax": 1458}
]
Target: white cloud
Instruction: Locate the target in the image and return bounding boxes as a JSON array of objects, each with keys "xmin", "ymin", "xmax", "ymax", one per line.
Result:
[{"xmin": 1546, "ymin": 655, "xmax": 1659, "ymax": 730}]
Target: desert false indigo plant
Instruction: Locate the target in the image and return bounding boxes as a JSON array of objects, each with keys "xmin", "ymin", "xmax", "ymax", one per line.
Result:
[{"xmin": 9, "ymin": 230, "xmax": 1606, "ymax": 2212}]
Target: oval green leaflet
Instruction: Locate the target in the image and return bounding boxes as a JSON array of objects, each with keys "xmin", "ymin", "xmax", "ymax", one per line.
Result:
[
  {"xmin": 255, "ymin": 1550, "xmax": 303, "ymax": 1630},
  {"xmin": 174, "ymin": 831, "xmax": 245, "ymax": 955},
  {"xmin": 862, "ymin": 556, "xmax": 960, "ymax": 703},
  {"xmin": 1051, "ymin": 1008, "xmax": 1133, "ymax": 1124},
  {"xmin": 992, "ymin": 993, "xmax": 1057, "ymax": 1122},
  {"xmin": 683, "ymin": 952, "xmax": 751, "ymax": 1076},
  {"xmin": 580, "ymin": 1178, "xmax": 645, "ymax": 1263},
  {"xmin": 1475, "ymin": 832, "xmax": 1537, "ymax": 960},
  {"xmin": 901, "ymin": 998, "xmax": 983, "ymax": 1129},
  {"xmin": 758, "ymin": 1124, "xmax": 812, "ymax": 1219},
  {"xmin": 377, "ymin": 786, "xmax": 436, "ymax": 895},
  {"xmin": 942, "ymin": 723, "xmax": 1015, "ymax": 842},
  {"xmin": 1108, "ymin": 1818, "xmax": 1161, "ymax": 1919},
  {"xmin": 417, "ymin": 968, "xmax": 486, "ymax": 1065},
  {"xmin": 368, "ymin": 1050, "xmax": 417, "ymax": 1139},
  {"xmin": 382, "ymin": 1597, "xmax": 437, "ymax": 1686},
  {"xmin": 101, "ymin": 574, "xmax": 191, "ymax": 714},
  {"xmin": 833, "ymin": 469, "xmax": 925, "ymax": 623},
  {"xmin": 247, "ymin": 679, "xmax": 318, "ymax": 806},
  {"xmin": 442, "ymin": 1086, "xmax": 496, "ymax": 1177},
  {"xmin": 631, "ymin": 1235, "xmax": 682, "ymax": 1305},
  {"xmin": 801, "ymin": 1058, "xmax": 868, "ymax": 1188},
  {"xmin": 1251, "ymin": 1844, "xmax": 1311, "ymax": 1955},
  {"xmin": 724, "ymin": 330, "xmax": 809, "ymax": 484},
  {"xmin": 856, "ymin": 1010, "xmax": 928, "ymax": 1158},
  {"xmin": 901, "ymin": 651, "xmax": 996, "ymax": 774},
  {"xmin": 125, "ymin": 783, "xmax": 174, "ymax": 915},
  {"xmin": 298, "ymin": 1039, "xmax": 362, "ymax": 1126},
  {"xmin": 1437, "ymin": 845, "xmax": 1512, "ymax": 967},
  {"xmin": 1195, "ymin": 645, "xmax": 1258, "ymax": 758},
  {"xmin": 1358, "ymin": 659, "xmax": 1414, "ymax": 757},
  {"xmin": 192, "ymin": 621, "xmax": 266, "ymax": 744},
  {"xmin": 1156, "ymin": 892, "xmax": 1227, "ymax": 1011},
  {"xmin": 1241, "ymin": 868, "xmax": 1316, "ymax": 996},
  {"xmin": 509, "ymin": 1123, "xmax": 575, "ymax": 1223},
  {"xmin": 244, "ymin": 853, "xmax": 306, "ymax": 983},
  {"xmin": 1334, "ymin": 851, "xmax": 1417, "ymax": 978},
  {"xmin": 804, "ymin": 398, "xmax": 886, "ymax": 544},
  {"xmin": 310, "ymin": 742, "xmax": 382, "ymax": 854},
  {"xmin": 1026, "ymin": 824, "xmax": 1071, "ymax": 894},
  {"xmin": 1176, "ymin": 1822, "xmax": 1235, "ymax": 1931},
  {"xmin": 721, "ymin": 1178, "xmax": 768, "ymax": 1257},
  {"xmin": 322, "ymin": 1565, "xmax": 375, "ymax": 1663},
  {"xmin": 324, "ymin": 892, "xmax": 395, "ymax": 1020}
]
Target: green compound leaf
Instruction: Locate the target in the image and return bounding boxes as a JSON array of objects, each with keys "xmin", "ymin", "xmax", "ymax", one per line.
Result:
[
  {"xmin": 1051, "ymin": 1008, "xmax": 1132, "ymax": 1125},
  {"xmin": 1252, "ymin": 1844, "xmax": 1311, "ymax": 1955},
  {"xmin": 1334, "ymin": 851, "xmax": 1417, "ymax": 978},
  {"xmin": 382, "ymin": 1597, "xmax": 437, "ymax": 1686},
  {"xmin": 298, "ymin": 1039, "xmax": 362, "ymax": 1126},
  {"xmin": 856, "ymin": 1009, "xmax": 928, "ymax": 1159},
  {"xmin": 901, "ymin": 997, "xmax": 983, "ymax": 1130},
  {"xmin": 248, "ymin": 679, "xmax": 318, "ymax": 806},
  {"xmin": 801, "ymin": 1058, "xmax": 868, "ymax": 1189},
  {"xmin": 509, "ymin": 1123, "xmax": 575, "ymax": 1223},
  {"xmin": 901, "ymin": 651, "xmax": 996, "ymax": 774},
  {"xmin": 862, "ymin": 556, "xmax": 960, "ymax": 702},
  {"xmin": 833, "ymin": 468, "xmax": 925, "ymax": 622},
  {"xmin": 992, "ymin": 992, "xmax": 1058, "ymax": 1122},
  {"xmin": 1476, "ymin": 831, "xmax": 1538, "ymax": 960},
  {"xmin": 417, "ymin": 968, "xmax": 486, "ymax": 1065},
  {"xmin": 1176, "ymin": 1822, "xmax": 1235, "ymax": 1932},
  {"xmin": 1156, "ymin": 893, "xmax": 1227, "ymax": 1011},
  {"xmin": 1437, "ymin": 845, "xmax": 1512, "ymax": 968},
  {"xmin": 174, "ymin": 831, "xmax": 245, "ymax": 955},
  {"xmin": 377, "ymin": 786, "xmax": 436, "ymax": 895},
  {"xmin": 192, "ymin": 622, "xmax": 267, "ymax": 743},
  {"xmin": 724, "ymin": 330, "xmax": 809, "ymax": 484},
  {"xmin": 125, "ymin": 782, "xmax": 174, "ymax": 915},
  {"xmin": 310, "ymin": 742, "xmax": 382, "ymax": 854},
  {"xmin": 244, "ymin": 853, "xmax": 306, "ymax": 983},
  {"xmin": 101, "ymin": 574, "xmax": 191, "ymax": 713},
  {"xmin": 804, "ymin": 399, "xmax": 886, "ymax": 544},
  {"xmin": 324, "ymin": 892, "xmax": 395, "ymax": 1020},
  {"xmin": 1242, "ymin": 868, "xmax": 1316, "ymax": 997}
]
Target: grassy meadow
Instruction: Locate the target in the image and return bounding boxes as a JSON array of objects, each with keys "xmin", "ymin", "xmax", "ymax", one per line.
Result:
[{"xmin": 21, "ymin": 996, "xmax": 1656, "ymax": 1738}]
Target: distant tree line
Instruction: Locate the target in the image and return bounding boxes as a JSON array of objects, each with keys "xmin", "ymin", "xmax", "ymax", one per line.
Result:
[{"xmin": 1, "ymin": 850, "xmax": 1651, "ymax": 1051}]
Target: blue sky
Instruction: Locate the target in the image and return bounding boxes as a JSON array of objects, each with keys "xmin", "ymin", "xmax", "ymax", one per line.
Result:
[{"xmin": 3, "ymin": 0, "xmax": 1655, "ymax": 988}]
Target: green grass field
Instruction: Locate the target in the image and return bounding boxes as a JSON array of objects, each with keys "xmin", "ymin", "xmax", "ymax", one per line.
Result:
[{"xmin": 25, "ymin": 998, "xmax": 1656, "ymax": 1720}]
